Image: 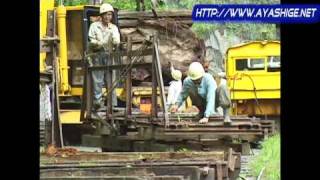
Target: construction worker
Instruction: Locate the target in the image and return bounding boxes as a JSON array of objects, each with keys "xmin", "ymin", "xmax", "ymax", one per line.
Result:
[
  {"xmin": 88, "ymin": 3, "xmax": 120, "ymax": 111},
  {"xmin": 166, "ymin": 63, "xmax": 182, "ymax": 111},
  {"xmin": 214, "ymin": 72, "xmax": 232, "ymax": 124},
  {"xmin": 170, "ymin": 62, "xmax": 218, "ymax": 124}
]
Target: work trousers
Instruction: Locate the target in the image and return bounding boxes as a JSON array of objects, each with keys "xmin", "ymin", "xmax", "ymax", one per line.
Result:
[{"xmin": 90, "ymin": 51, "xmax": 117, "ymax": 107}]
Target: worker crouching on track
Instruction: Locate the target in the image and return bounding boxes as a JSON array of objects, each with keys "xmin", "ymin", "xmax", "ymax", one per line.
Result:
[
  {"xmin": 171, "ymin": 62, "xmax": 232, "ymax": 124},
  {"xmin": 170, "ymin": 62, "xmax": 218, "ymax": 124},
  {"xmin": 88, "ymin": 3, "xmax": 120, "ymax": 112},
  {"xmin": 166, "ymin": 63, "xmax": 182, "ymax": 111}
]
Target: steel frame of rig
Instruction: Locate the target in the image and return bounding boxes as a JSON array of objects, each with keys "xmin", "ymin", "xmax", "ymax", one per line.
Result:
[{"xmin": 79, "ymin": 35, "xmax": 274, "ymax": 154}]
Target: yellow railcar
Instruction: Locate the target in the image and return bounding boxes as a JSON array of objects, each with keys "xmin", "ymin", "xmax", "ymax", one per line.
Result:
[{"xmin": 226, "ymin": 41, "xmax": 280, "ymax": 116}]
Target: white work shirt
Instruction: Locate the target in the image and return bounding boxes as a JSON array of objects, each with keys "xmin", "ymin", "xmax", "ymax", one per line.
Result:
[
  {"xmin": 219, "ymin": 78, "xmax": 227, "ymax": 87},
  {"xmin": 88, "ymin": 21, "xmax": 120, "ymax": 49},
  {"xmin": 167, "ymin": 80, "xmax": 182, "ymax": 105}
]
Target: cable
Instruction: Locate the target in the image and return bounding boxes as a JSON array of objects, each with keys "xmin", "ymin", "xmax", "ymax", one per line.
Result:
[
  {"xmin": 242, "ymin": 73, "xmax": 268, "ymax": 120},
  {"xmin": 231, "ymin": 72, "xmax": 267, "ymax": 120}
]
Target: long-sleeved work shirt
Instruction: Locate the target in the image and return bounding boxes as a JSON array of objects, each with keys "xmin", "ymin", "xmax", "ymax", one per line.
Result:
[
  {"xmin": 176, "ymin": 73, "xmax": 217, "ymax": 118},
  {"xmin": 167, "ymin": 80, "xmax": 182, "ymax": 106},
  {"xmin": 88, "ymin": 21, "xmax": 120, "ymax": 51}
]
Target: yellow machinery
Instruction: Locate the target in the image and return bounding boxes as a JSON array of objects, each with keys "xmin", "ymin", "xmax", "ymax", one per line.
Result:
[
  {"xmin": 40, "ymin": 0, "xmax": 54, "ymax": 72},
  {"xmin": 40, "ymin": 1, "xmax": 165, "ymax": 124},
  {"xmin": 226, "ymin": 40, "xmax": 280, "ymax": 117},
  {"xmin": 40, "ymin": 1, "xmax": 105, "ymax": 124}
]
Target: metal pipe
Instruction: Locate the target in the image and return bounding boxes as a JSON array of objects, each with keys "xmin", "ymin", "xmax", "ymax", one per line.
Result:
[{"xmin": 56, "ymin": 5, "xmax": 69, "ymax": 94}]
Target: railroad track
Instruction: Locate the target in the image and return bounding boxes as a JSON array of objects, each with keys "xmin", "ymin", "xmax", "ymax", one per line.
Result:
[{"xmin": 40, "ymin": 149, "xmax": 240, "ymax": 180}]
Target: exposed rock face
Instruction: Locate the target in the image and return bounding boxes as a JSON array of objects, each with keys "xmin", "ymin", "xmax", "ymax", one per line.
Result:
[{"xmin": 120, "ymin": 18, "xmax": 205, "ymax": 84}]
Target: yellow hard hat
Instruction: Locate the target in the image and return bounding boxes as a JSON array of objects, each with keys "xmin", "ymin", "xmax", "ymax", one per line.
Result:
[
  {"xmin": 188, "ymin": 62, "xmax": 205, "ymax": 80},
  {"xmin": 171, "ymin": 69, "xmax": 182, "ymax": 80},
  {"xmin": 100, "ymin": 3, "xmax": 114, "ymax": 14}
]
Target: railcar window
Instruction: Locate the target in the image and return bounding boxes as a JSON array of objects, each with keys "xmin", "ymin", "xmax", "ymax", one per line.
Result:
[
  {"xmin": 248, "ymin": 58, "xmax": 265, "ymax": 70},
  {"xmin": 235, "ymin": 58, "xmax": 265, "ymax": 71},
  {"xmin": 267, "ymin": 56, "xmax": 281, "ymax": 72},
  {"xmin": 235, "ymin": 59, "xmax": 248, "ymax": 71}
]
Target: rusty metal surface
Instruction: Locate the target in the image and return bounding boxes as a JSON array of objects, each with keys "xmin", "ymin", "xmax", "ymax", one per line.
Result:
[
  {"xmin": 40, "ymin": 10, "xmax": 63, "ymax": 148},
  {"xmin": 40, "ymin": 150, "xmax": 240, "ymax": 180},
  {"xmin": 126, "ymin": 37, "xmax": 133, "ymax": 123},
  {"xmin": 83, "ymin": 112, "xmax": 273, "ymax": 145}
]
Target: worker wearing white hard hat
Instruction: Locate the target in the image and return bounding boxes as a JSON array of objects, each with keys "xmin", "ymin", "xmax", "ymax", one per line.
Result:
[
  {"xmin": 88, "ymin": 3, "xmax": 120, "ymax": 112},
  {"xmin": 100, "ymin": 3, "xmax": 114, "ymax": 14},
  {"xmin": 166, "ymin": 63, "xmax": 183, "ymax": 111},
  {"xmin": 170, "ymin": 62, "xmax": 218, "ymax": 124}
]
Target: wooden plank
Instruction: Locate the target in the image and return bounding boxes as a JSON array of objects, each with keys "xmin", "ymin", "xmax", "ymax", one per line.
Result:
[
  {"xmin": 119, "ymin": 19, "xmax": 192, "ymax": 28},
  {"xmin": 118, "ymin": 10, "xmax": 192, "ymax": 19},
  {"xmin": 142, "ymin": 19, "xmax": 193, "ymax": 25},
  {"xmin": 40, "ymin": 161, "xmax": 228, "ymax": 168},
  {"xmin": 163, "ymin": 128, "xmax": 262, "ymax": 132},
  {"xmin": 152, "ymin": 48, "xmax": 158, "ymax": 118},
  {"xmin": 40, "ymin": 176, "xmax": 184, "ymax": 180},
  {"xmin": 85, "ymin": 48, "xmax": 153, "ymax": 60},
  {"xmin": 40, "ymin": 151, "xmax": 225, "ymax": 162},
  {"xmin": 40, "ymin": 166, "xmax": 201, "ymax": 179},
  {"xmin": 88, "ymin": 62, "xmax": 152, "ymax": 71},
  {"xmin": 228, "ymin": 148, "xmax": 236, "ymax": 172},
  {"xmin": 119, "ymin": 19, "xmax": 138, "ymax": 28},
  {"xmin": 216, "ymin": 162, "xmax": 223, "ymax": 180}
]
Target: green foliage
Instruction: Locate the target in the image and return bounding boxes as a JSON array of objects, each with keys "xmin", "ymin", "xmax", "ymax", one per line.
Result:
[
  {"xmin": 191, "ymin": 22, "xmax": 277, "ymax": 40},
  {"xmin": 105, "ymin": 0, "xmax": 154, "ymax": 11},
  {"xmin": 55, "ymin": 0, "xmax": 89, "ymax": 6},
  {"xmin": 65, "ymin": 0, "xmax": 89, "ymax": 6},
  {"xmin": 105, "ymin": 0, "xmax": 137, "ymax": 11},
  {"xmin": 249, "ymin": 134, "xmax": 281, "ymax": 180}
]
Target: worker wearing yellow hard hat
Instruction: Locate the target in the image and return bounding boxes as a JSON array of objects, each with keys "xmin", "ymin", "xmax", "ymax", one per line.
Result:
[
  {"xmin": 88, "ymin": 3, "xmax": 120, "ymax": 113},
  {"xmin": 166, "ymin": 63, "xmax": 183, "ymax": 111}
]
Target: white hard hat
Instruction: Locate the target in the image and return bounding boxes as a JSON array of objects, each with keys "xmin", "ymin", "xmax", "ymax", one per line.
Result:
[
  {"xmin": 217, "ymin": 72, "xmax": 226, "ymax": 78},
  {"xmin": 171, "ymin": 69, "xmax": 182, "ymax": 81},
  {"xmin": 188, "ymin": 62, "xmax": 205, "ymax": 80},
  {"xmin": 100, "ymin": 3, "xmax": 114, "ymax": 14}
]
